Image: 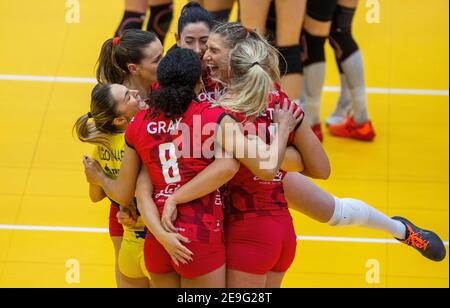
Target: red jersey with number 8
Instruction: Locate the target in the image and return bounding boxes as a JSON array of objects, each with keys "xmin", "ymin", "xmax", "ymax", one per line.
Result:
[{"xmin": 125, "ymin": 101, "xmax": 227, "ymax": 244}]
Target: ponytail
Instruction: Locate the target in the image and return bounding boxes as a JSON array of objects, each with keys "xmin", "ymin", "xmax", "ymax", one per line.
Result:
[
  {"xmin": 96, "ymin": 38, "xmax": 127, "ymax": 84},
  {"xmin": 73, "ymin": 113, "xmax": 112, "ymax": 150},
  {"xmin": 96, "ymin": 29, "xmax": 158, "ymax": 84},
  {"xmin": 73, "ymin": 84, "xmax": 120, "ymax": 150},
  {"xmin": 218, "ymin": 37, "xmax": 276, "ymax": 117}
]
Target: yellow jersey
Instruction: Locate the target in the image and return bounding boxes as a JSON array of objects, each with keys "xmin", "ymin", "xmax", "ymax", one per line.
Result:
[{"xmin": 91, "ymin": 133, "xmax": 145, "ymax": 241}]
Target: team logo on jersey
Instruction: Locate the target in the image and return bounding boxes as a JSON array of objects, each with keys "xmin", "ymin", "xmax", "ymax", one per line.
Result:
[
  {"xmin": 154, "ymin": 183, "xmax": 181, "ymax": 199},
  {"xmin": 253, "ymin": 171, "xmax": 284, "ymax": 183},
  {"xmin": 197, "ymin": 87, "xmax": 227, "ymax": 103}
]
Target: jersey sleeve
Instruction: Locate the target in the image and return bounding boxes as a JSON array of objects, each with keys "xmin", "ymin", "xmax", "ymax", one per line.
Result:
[
  {"xmin": 125, "ymin": 113, "xmax": 141, "ymax": 150},
  {"xmin": 201, "ymin": 105, "xmax": 229, "ymax": 125}
]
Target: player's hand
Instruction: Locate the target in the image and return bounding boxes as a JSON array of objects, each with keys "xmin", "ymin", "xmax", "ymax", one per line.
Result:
[
  {"xmin": 117, "ymin": 206, "xmax": 137, "ymax": 229},
  {"xmin": 161, "ymin": 197, "xmax": 179, "ymax": 233},
  {"xmin": 83, "ymin": 156, "xmax": 103, "ymax": 186},
  {"xmin": 273, "ymin": 98, "xmax": 304, "ymax": 132},
  {"xmin": 158, "ymin": 232, "xmax": 193, "ymax": 267}
]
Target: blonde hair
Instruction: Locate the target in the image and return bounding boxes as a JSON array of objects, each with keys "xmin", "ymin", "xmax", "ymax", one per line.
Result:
[
  {"xmin": 212, "ymin": 22, "xmax": 281, "ymax": 82},
  {"xmin": 218, "ymin": 37, "xmax": 280, "ymax": 117},
  {"xmin": 212, "ymin": 23, "xmax": 280, "ymax": 117},
  {"xmin": 73, "ymin": 84, "xmax": 121, "ymax": 151}
]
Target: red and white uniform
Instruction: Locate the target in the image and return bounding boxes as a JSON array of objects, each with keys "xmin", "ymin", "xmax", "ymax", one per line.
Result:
[
  {"xmin": 224, "ymin": 84, "xmax": 302, "ymax": 222},
  {"xmin": 199, "ymin": 79, "xmax": 303, "ymax": 275},
  {"xmin": 125, "ymin": 101, "xmax": 227, "ymax": 279}
]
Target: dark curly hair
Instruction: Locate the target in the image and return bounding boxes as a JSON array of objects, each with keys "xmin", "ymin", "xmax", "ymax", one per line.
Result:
[{"xmin": 149, "ymin": 48, "xmax": 202, "ymax": 118}]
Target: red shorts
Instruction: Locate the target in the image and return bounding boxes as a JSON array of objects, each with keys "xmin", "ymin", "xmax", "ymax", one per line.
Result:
[
  {"xmin": 109, "ymin": 203, "xmax": 124, "ymax": 237},
  {"xmin": 144, "ymin": 233, "xmax": 225, "ymax": 279},
  {"xmin": 225, "ymin": 214, "xmax": 297, "ymax": 275}
]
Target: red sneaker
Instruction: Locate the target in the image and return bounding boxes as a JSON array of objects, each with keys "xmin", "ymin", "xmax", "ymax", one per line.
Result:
[
  {"xmin": 328, "ymin": 117, "xmax": 375, "ymax": 141},
  {"xmin": 311, "ymin": 123, "xmax": 323, "ymax": 143}
]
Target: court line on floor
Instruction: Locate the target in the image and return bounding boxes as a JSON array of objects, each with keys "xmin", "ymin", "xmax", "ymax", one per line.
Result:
[
  {"xmin": 0, "ymin": 74, "xmax": 449, "ymax": 96},
  {"xmin": 0, "ymin": 224, "xmax": 448, "ymax": 245}
]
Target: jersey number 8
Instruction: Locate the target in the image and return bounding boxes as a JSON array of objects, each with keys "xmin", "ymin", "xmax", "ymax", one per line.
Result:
[{"xmin": 159, "ymin": 143, "xmax": 181, "ymax": 184}]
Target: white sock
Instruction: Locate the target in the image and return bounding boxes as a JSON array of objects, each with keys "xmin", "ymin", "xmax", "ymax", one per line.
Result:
[
  {"xmin": 341, "ymin": 51, "xmax": 369, "ymax": 124},
  {"xmin": 302, "ymin": 62, "xmax": 326, "ymax": 125},
  {"xmin": 327, "ymin": 197, "xmax": 407, "ymax": 239}
]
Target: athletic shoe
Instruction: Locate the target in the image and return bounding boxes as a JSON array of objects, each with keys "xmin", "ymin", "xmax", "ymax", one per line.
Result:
[
  {"xmin": 328, "ymin": 116, "xmax": 375, "ymax": 141},
  {"xmin": 326, "ymin": 106, "xmax": 352, "ymax": 126},
  {"xmin": 392, "ymin": 216, "xmax": 447, "ymax": 262}
]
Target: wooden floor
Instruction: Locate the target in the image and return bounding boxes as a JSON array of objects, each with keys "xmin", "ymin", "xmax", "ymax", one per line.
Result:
[{"xmin": 0, "ymin": 0, "xmax": 448, "ymax": 288}]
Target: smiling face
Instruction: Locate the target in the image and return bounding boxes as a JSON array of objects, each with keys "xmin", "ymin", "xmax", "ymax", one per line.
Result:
[
  {"xmin": 176, "ymin": 22, "xmax": 210, "ymax": 59},
  {"xmin": 109, "ymin": 84, "xmax": 147, "ymax": 129},
  {"xmin": 203, "ymin": 33, "xmax": 231, "ymax": 83}
]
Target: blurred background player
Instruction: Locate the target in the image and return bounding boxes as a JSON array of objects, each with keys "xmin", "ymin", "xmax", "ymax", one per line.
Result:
[
  {"xmin": 115, "ymin": 0, "xmax": 174, "ymax": 44},
  {"xmin": 239, "ymin": 0, "xmax": 306, "ymax": 106},
  {"xmin": 203, "ymin": 0, "xmax": 235, "ymax": 22},
  {"xmin": 300, "ymin": 0, "xmax": 375, "ymax": 142}
]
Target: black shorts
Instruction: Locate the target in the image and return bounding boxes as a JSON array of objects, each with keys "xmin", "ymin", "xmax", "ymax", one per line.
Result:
[{"xmin": 307, "ymin": 0, "xmax": 338, "ymax": 22}]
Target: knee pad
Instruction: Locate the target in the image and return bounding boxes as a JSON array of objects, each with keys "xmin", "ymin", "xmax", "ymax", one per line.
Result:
[
  {"xmin": 278, "ymin": 45, "xmax": 303, "ymax": 75},
  {"xmin": 329, "ymin": 5, "xmax": 359, "ymax": 62},
  {"xmin": 328, "ymin": 197, "xmax": 370, "ymax": 227},
  {"xmin": 307, "ymin": 0, "xmax": 338, "ymax": 22},
  {"xmin": 210, "ymin": 9, "xmax": 232, "ymax": 22},
  {"xmin": 147, "ymin": 3, "xmax": 174, "ymax": 42},
  {"xmin": 115, "ymin": 11, "xmax": 146, "ymax": 37},
  {"xmin": 300, "ymin": 31, "xmax": 326, "ymax": 67}
]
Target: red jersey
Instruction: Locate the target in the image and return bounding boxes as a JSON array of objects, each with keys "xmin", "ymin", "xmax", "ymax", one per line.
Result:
[
  {"xmin": 198, "ymin": 68, "xmax": 227, "ymax": 103},
  {"xmin": 125, "ymin": 101, "xmax": 227, "ymax": 244},
  {"xmin": 224, "ymin": 84, "xmax": 304, "ymax": 223}
]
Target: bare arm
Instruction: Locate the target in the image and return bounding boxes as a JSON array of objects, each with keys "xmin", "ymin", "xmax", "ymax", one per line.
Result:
[
  {"xmin": 135, "ymin": 165, "xmax": 193, "ymax": 265},
  {"xmin": 167, "ymin": 145, "xmax": 302, "ymax": 209},
  {"xmin": 217, "ymin": 102, "xmax": 303, "ymax": 181},
  {"xmin": 292, "ymin": 116, "xmax": 331, "ymax": 179},
  {"xmin": 160, "ymin": 156, "xmax": 240, "ymax": 232},
  {"xmin": 135, "ymin": 165, "xmax": 167, "ymax": 240},
  {"xmin": 89, "ymin": 184, "xmax": 106, "ymax": 203},
  {"xmin": 83, "ymin": 144, "xmax": 141, "ymax": 206},
  {"xmin": 281, "ymin": 146, "xmax": 305, "ymax": 172},
  {"xmin": 168, "ymin": 157, "xmax": 240, "ymax": 205}
]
